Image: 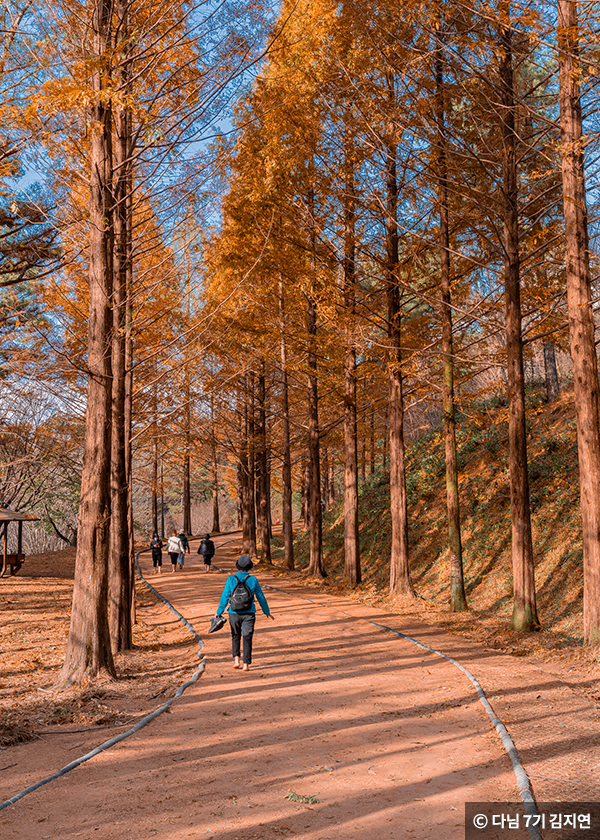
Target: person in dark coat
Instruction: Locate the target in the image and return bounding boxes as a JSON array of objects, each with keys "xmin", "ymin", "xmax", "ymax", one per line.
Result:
[
  {"xmin": 197, "ymin": 533, "xmax": 215, "ymax": 572},
  {"xmin": 150, "ymin": 534, "xmax": 163, "ymax": 574}
]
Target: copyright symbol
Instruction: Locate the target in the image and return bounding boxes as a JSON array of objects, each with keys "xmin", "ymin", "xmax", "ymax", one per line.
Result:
[{"xmin": 473, "ymin": 814, "xmax": 488, "ymax": 829}]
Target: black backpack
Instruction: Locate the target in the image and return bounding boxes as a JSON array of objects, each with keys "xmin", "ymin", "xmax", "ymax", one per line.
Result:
[{"xmin": 229, "ymin": 574, "xmax": 253, "ymax": 612}]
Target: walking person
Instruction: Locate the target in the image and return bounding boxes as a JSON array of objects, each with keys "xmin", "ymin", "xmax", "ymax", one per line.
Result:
[
  {"xmin": 197, "ymin": 533, "xmax": 215, "ymax": 572},
  {"xmin": 150, "ymin": 533, "xmax": 163, "ymax": 574},
  {"xmin": 216, "ymin": 555, "xmax": 274, "ymax": 671},
  {"xmin": 178, "ymin": 531, "xmax": 190, "ymax": 569},
  {"xmin": 167, "ymin": 531, "xmax": 184, "ymax": 572}
]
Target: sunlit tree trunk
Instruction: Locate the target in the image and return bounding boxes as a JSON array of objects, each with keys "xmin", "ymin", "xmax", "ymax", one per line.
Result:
[
  {"xmin": 182, "ymin": 381, "xmax": 192, "ymax": 535},
  {"xmin": 558, "ymin": 0, "xmax": 600, "ymax": 645},
  {"xmin": 151, "ymin": 385, "xmax": 159, "ymax": 535},
  {"xmin": 435, "ymin": 11, "xmax": 466, "ymax": 612},
  {"xmin": 256, "ymin": 361, "xmax": 271, "ymax": 563},
  {"xmin": 343, "ymin": 121, "xmax": 360, "ymax": 587},
  {"xmin": 385, "ymin": 73, "xmax": 413, "ymax": 598},
  {"xmin": 109, "ymin": 0, "xmax": 132, "ymax": 650},
  {"xmin": 59, "ymin": 0, "xmax": 116, "ymax": 684},
  {"xmin": 307, "ymin": 292, "xmax": 324, "ymax": 577},
  {"xmin": 279, "ymin": 279, "xmax": 294, "ymax": 568},
  {"xmin": 499, "ymin": 4, "xmax": 539, "ymax": 631}
]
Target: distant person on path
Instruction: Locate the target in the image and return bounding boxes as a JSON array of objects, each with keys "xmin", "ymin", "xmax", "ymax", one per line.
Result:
[
  {"xmin": 178, "ymin": 531, "xmax": 190, "ymax": 568},
  {"xmin": 167, "ymin": 532, "xmax": 184, "ymax": 572},
  {"xmin": 216, "ymin": 554, "xmax": 274, "ymax": 672},
  {"xmin": 197, "ymin": 533, "xmax": 215, "ymax": 572},
  {"xmin": 150, "ymin": 534, "xmax": 163, "ymax": 574}
]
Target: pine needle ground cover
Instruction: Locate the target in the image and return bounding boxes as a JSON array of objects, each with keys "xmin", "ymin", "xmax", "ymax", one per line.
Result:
[
  {"xmin": 0, "ymin": 550, "xmax": 194, "ymax": 746},
  {"xmin": 273, "ymin": 387, "xmax": 587, "ymax": 656}
]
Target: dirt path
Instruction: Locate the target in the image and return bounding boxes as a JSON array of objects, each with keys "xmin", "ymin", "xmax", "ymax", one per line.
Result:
[{"xmin": 2, "ymin": 535, "xmax": 600, "ymax": 839}]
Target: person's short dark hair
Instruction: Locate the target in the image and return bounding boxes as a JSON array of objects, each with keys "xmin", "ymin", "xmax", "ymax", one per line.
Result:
[
  {"xmin": 236, "ymin": 554, "xmax": 253, "ymax": 571},
  {"xmin": 205, "ymin": 533, "xmax": 211, "ymax": 539}
]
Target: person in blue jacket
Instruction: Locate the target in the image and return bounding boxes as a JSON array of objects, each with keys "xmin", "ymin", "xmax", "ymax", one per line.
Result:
[{"xmin": 216, "ymin": 554, "xmax": 274, "ymax": 671}]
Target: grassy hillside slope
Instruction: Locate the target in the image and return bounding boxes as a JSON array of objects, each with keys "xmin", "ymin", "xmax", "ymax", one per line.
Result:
[{"xmin": 275, "ymin": 386, "xmax": 586, "ymax": 647}]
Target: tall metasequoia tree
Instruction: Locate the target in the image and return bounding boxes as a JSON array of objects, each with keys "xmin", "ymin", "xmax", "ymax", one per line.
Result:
[
  {"xmin": 306, "ymin": 288, "xmax": 324, "ymax": 577},
  {"xmin": 557, "ymin": 0, "xmax": 600, "ymax": 646},
  {"xmin": 278, "ymin": 278, "xmax": 294, "ymax": 569},
  {"xmin": 239, "ymin": 375, "xmax": 257, "ymax": 556},
  {"xmin": 59, "ymin": 0, "xmax": 116, "ymax": 684},
  {"xmin": 498, "ymin": 2, "xmax": 539, "ymax": 631},
  {"xmin": 434, "ymin": 10, "xmax": 466, "ymax": 612},
  {"xmin": 306, "ymin": 185, "xmax": 324, "ymax": 577},
  {"xmin": 343, "ymin": 120, "xmax": 360, "ymax": 587},
  {"xmin": 211, "ymin": 400, "xmax": 221, "ymax": 534},
  {"xmin": 109, "ymin": 0, "xmax": 132, "ymax": 651},
  {"xmin": 385, "ymin": 72, "xmax": 413, "ymax": 598},
  {"xmin": 256, "ymin": 360, "xmax": 271, "ymax": 563}
]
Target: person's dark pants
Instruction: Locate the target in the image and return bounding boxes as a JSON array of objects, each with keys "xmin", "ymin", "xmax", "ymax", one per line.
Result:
[{"xmin": 229, "ymin": 613, "xmax": 256, "ymax": 664}]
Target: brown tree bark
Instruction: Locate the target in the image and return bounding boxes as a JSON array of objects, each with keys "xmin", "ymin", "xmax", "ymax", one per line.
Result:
[
  {"xmin": 211, "ymin": 437, "xmax": 220, "ymax": 534},
  {"xmin": 151, "ymin": 386, "xmax": 159, "ymax": 536},
  {"xmin": 108, "ymin": 2, "xmax": 132, "ymax": 651},
  {"xmin": 558, "ymin": 0, "xmax": 600, "ymax": 645},
  {"xmin": 343, "ymin": 122, "xmax": 360, "ymax": 587},
  {"xmin": 300, "ymin": 452, "xmax": 309, "ymax": 527},
  {"xmin": 327, "ymin": 456, "xmax": 336, "ymax": 508},
  {"xmin": 499, "ymin": 5, "xmax": 539, "ymax": 631},
  {"xmin": 543, "ymin": 341, "xmax": 560, "ymax": 402},
  {"xmin": 385, "ymin": 73, "xmax": 413, "ymax": 598},
  {"xmin": 307, "ymin": 292, "xmax": 324, "ymax": 577},
  {"xmin": 435, "ymin": 12, "xmax": 466, "ymax": 612},
  {"xmin": 247, "ymin": 373, "xmax": 257, "ymax": 557},
  {"xmin": 182, "ymin": 384, "xmax": 192, "ymax": 535},
  {"xmin": 239, "ymin": 393, "xmax": 251, "ymax": 552},
  {"xmin": 279, "ymin": 279, "xmax": 294, "ymax": 569},
  {"xmin": 256, "ymin": 361, "xmax": 271, "ymax": 563},
  {"xmin": 59, "ymin": 0, "xmax": 116, "ymax": 684}
]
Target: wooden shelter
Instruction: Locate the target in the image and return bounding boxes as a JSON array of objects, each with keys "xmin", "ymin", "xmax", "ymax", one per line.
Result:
[{"xmin": 0, "ymin": 506, "xmax": 39, "ymax": 576}]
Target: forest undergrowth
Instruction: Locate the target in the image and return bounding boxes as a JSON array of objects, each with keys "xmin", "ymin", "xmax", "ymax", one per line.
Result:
[{"xmin": 273, "ymin": 384, "xmax": 595, "ymax": 668}]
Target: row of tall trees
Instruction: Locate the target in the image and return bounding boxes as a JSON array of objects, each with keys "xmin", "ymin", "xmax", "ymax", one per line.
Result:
[
  {"xmin": 3, "ymin": 0, "xmax": 600, "ymax": 690},
  {"xmin": 202, "ymin": 0, "xmax": 600, "ymax": 645}
]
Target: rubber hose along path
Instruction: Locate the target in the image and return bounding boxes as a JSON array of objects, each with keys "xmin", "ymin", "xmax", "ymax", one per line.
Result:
[
  {"xmin": 0, "ymin": 549, "xmax": 205, "ymax": 813},
  {"xmin": 260, "ymin": 581, "xmax": 542, "ymax": 840}
]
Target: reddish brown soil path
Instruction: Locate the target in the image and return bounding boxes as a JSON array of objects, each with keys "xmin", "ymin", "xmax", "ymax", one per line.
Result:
[{"xmin": 2, "ymin": 534, "xmax": 600, "ymax": 840}]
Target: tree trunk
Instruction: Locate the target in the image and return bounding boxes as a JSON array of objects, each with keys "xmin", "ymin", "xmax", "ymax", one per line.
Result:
[
  {"xmin": 109, "ymin": 14, "xmax": 132, "ymax": 651},
  {"xmin": 322, "ymin": 446, "xmax": 330, "ymax": 510},
  {"xmin": 239, "ymin": 393, "xmax": 251, "ymax": 552},
  {"xmin": 300, "ymin": 453, "xmax": 309, "ymax": 528},
  {"xmin": 327, "ymin": 457, "xmax": 336, "ymax": 508},
  {"xmin": 151, "ymin": 387, "xmax": 159, "ymax": 536},
  {"xmin": 499, "ymin": 6, "xmax": 539, "ymax": 631},
  {"xmin": 256, "ymin": 361, "xmax": 271, "ymax": 563},
  {"xmin": 369, "ymin": 404, "xmax": 375, "ymax": 477},
  {"xmin": 211, "ymin": 437, "xmax": 220, "ymax": 534},
  {"xmin": 279, "ymin": 279, "xmax": 294, "ymax": 569},
  {"xmin": 182, "ymin": 388, "xmax": 192, "ymax": 535},
  {"xmin": 543, "ymin": 342, "xmax": 560, "ymax": 402},
  {"xmin": 435, "ymin": 11, "xmax": 466, "ymax": 612},
  {"xmin": 385, "ymin": 73, "xmax": 413, "ymax": 598},
  {"xmin": 59, "ymin": 0, "xmax": 116, "ymax": 684},
  {"xmin": 343, "ymin": 121, "xmax": 360, "ymax": 586},
  {"xmin": 558, "ymin": 0, "xmax": 600, "ymax": 645},
  {"xmin": 124, "ymin": 187, "xmax": 134, "ymax": 624},
  {"xmin": 307, "ymin": 295, "xmax": 324, "ymax": 578}
]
